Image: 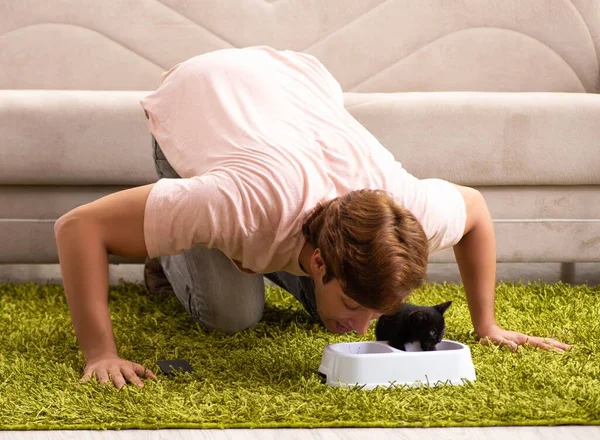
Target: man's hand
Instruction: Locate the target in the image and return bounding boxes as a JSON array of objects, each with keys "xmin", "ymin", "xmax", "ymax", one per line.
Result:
[
  {"xmin": 80, "ymin": 353, "xmax": 158, "ymax": 389},
  {"xmin": 477, "ymin": 323, "xmax": 571, "ymax": 352}
]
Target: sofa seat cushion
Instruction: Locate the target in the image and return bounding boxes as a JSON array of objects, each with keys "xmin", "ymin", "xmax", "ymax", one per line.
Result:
[
  {"xmin": 344, "ymin": 91, "xmax": 600, "ymax": 186},
  {"xmin": 1, "ymin": 90, "xmax": 599, "ymax": 186}
]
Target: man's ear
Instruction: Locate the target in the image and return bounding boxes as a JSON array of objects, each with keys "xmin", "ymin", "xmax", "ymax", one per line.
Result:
[{"xmin": 311, "ymin": 248, "xmax": 326, "ymax": 276}]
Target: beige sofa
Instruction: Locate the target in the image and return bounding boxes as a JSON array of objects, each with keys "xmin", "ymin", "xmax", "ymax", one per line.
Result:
[{"xmin": 1, "ymin": 0, "xmax": 599, "ymax": 282}]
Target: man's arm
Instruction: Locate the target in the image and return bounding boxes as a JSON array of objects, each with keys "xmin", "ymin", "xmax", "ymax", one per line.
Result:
[
  {"xmin": 451, "ymin": 185, "xmax": 497, "ymax": 335},
  {"xmin": 451, "ymin": 184, "xmax": 570, "ymax": 352},
  {"xmin": 55, "ymin": 183, "xmax": 158, "ymax": 388}
]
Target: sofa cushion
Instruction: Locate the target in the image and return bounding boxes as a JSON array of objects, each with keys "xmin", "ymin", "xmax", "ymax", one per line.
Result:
[
  {"xmin": 344, "ymin": 91, "xmax": 600, "ymax": 186},
  {"xmin": 2, "ymin": 90, "xmax": 599, "ymax": 186}
]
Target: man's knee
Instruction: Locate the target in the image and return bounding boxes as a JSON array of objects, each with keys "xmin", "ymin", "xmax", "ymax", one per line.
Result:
[
  {"xmin": 200, "ymin": 304, "xmax": 264, "ymax": 334},
  {"xmin": 159, "ymin": 248, "xmax": 266, "ymax": 334}
]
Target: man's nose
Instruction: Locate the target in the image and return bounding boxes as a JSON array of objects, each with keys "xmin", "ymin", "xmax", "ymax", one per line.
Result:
[{"xmin": 350, "ymin": 314, "xmax": 375, "ymax": 335}]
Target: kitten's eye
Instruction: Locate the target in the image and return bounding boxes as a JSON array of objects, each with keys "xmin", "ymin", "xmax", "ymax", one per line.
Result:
[{"xmin": 429, "ymin": 330, "xmax": 436, "ymax": 337}]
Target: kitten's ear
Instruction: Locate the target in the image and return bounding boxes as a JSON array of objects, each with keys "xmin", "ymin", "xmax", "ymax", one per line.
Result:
[
  {"xmin": 435, "ymin": 301, "xmax": 452, "ymax": 315},
  {"xmin": 409, "ymin": 310, "xmax": 428, "ymax": 323}
]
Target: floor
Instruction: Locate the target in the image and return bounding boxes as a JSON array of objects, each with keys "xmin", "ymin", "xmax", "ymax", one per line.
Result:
[
  {"xmin": 1, "ymin": 263, "xmax": 598, "ymax": 439},
  {"xmin": 0, "ymin": 427, "xmax": 598, "ymax": 439}
]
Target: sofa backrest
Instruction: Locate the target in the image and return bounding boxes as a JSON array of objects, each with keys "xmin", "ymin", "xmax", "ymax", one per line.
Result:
[{"xmin": 1, "ymin": 0, "xmax": 599, "ymax": 93}]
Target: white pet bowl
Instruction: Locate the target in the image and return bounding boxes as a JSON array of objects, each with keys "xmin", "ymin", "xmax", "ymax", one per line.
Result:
[{"xmin": 318, "ymin": 340, "xmax": 476, "ymax": 389}]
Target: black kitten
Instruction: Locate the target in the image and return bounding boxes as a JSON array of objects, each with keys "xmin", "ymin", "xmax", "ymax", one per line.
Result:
[{"xmin": 375, "ymin": 301, "xmax": 452, "ymax": 351}]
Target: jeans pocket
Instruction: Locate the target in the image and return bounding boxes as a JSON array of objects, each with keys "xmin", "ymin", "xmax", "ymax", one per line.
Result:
[
  {"xmin": 152, "ymin": 137, "xmax": 165, "ymax": 178},
  {"xmin": 152, "ymin": 136, "xmax": 181, "ymax": 179}
]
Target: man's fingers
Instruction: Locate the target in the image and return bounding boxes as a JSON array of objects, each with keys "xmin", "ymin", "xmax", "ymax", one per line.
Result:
[
  {"xmin": 498, "ymin": 336, "xmax": 518, "ymax": 352},
  {"xmin": 537, "ymin": 341, "xmax": 560, "ymax": 352},
  {"xmin": 479, "ymin": 335, "xmax": 518, "ymax": 351},
  {"xmin": 479, "ymin": 336, "xmax": 492, "ymax": 346},
  {"xmin": 543, "ymin": 337, "xmax": 571, "ymax": 351},
  {"xmin": 519, "ymin": 335, "xmax": 568, "ymax": 352},
  {"xmin": 131, "ymin": 363, "xmax": 158, "ymax": 381},
  {"xmin": 95, "ymin": 370, "xmax": 110, "ymax": 386},
  {"xmin": 528, "ymin": 337, "xmax": 565, "ymax": 352},
  {"xmin": 79, "ymin": 372, "xmax": 93, "ymax": 384},
  {"xmin": 122, "ymin": 369, "xmax": 145, "ymax": 388},
  {"xmin": 108, "ymin": 370, "xmax": 127, "ymax": 389},
  {"xmin": 480, "ymin": 332, "xmax": 570, "ymax": 353},
  {"xmin": 79, "ymin": 363, "xmax": 157, "ymax": 389}
]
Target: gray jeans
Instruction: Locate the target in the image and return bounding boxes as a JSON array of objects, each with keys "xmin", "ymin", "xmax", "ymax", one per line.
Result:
[{"xmin": 151, "ymin": 136, "xmax": 322, "ymax": 333}]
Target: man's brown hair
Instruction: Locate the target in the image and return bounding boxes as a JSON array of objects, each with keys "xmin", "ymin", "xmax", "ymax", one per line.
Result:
[{"xmin": 301, "ymin": 189, "xmax": 429, "ymax": 314}]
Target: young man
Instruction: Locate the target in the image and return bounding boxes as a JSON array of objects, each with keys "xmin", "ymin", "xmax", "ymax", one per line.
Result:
[{"xmin": 55, "ymin": 46, "xmax": 569, "ymax": 390}]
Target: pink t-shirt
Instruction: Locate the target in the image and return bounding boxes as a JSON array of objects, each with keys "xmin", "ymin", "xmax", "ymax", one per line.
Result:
[{"xmin": 140, "ymin": 46, "xmax": 466, "ymax": 276}]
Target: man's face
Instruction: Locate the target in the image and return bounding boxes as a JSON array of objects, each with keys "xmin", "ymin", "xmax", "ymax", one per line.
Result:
[{"xmin": 309, "ymin": 249, "xmax": 382, "ymax": 335}]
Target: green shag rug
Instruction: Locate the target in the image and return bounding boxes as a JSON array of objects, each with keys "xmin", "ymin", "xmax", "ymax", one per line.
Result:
[{"xmin": 0, "ymin": 279, "xmax": 599, "ymax": 430}]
